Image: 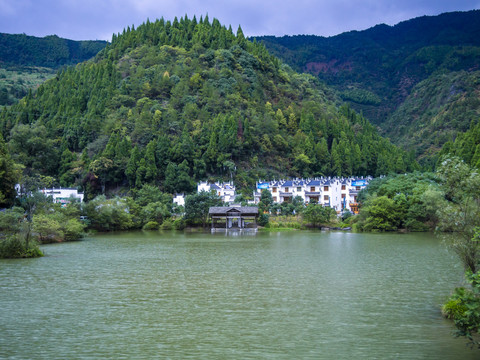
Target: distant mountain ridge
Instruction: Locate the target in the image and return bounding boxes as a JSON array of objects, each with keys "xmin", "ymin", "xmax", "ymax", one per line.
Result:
[
  {"xmin": 0, "ymin": 33, "xmax": 107, "ymax": 68},
  {"xmin": 256, "ymin": 10, "xmax": 480, "ymax": 165},
  {"xmin": 0, "ymin": 33, "xmax": 107, "ymax": 106}
]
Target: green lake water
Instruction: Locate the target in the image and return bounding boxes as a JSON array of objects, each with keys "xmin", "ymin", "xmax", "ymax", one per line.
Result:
[{"xmin": 0, "ymin": 231, "xmax": 477, "ymax": 359}]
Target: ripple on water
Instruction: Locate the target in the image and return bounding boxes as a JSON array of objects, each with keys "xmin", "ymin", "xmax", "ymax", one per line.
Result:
[{"xmin": 0, "ymin": 231, "xmax": 475, "ymax": 359}]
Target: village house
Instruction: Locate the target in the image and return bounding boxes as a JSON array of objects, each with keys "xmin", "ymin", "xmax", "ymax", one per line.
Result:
[
  {"xmin": 14, "ymin": 185, "xmax": 84, "ymax": 207},
  {"xmin": 253, "ymin": 177, "xmax": 371, "ymax": 213},
  {"xmin": 197, "ymin": 181, "xmax": 236, "ymax": 203},
  {"xmin": 41, "ymin": 188, "xmax": 84, "ymax": 205}
]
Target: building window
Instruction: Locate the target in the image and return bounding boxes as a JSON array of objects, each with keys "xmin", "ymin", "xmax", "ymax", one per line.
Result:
[
  {"xmin": 272, "ymin": 187, "xmax": 277, "ymax": 193},
  {"xmin": 297, "ymin": 187, "xmax": 302, "ymax": 192},
  {"xmin": 324, "ymin": 195, "xmax": 329, "ymax": 201},
  {"xmin": 273, "ymin": 196, "xmax": 277, "ymax": 202},
  {"xmin": 310, "ymin": 186, "xmax": 315, "ymax": 192},
  {"xmin": 285, "ymin": 187, "xmax": 289, "ymax": 192},
  {"xmin": 324, "ymin": 186, "xmax": 329, "ymax": 191},
  {"xmin": 356, "ymin": 186, "xmax": 361, "ymax": 191},
  {"xmin": 341, "ymin": 185, "xmax": 346, "ymax": 190},
  {"xmin": 341, "ymin": 194, "xmax": 346, "ymax": 198}
]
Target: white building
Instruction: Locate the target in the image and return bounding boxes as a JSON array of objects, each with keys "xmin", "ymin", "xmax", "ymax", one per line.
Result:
[
  {"xmin": 173, "ymin": 193, "xmax": 185, "ymax": 207},
  {"xmin": 197, "ymin": 181, "xmax": 236, "ymax": 203},
  {"xmin": 41, "ymin": 188, "xmax": 84, "ymax": 205},
  {"xmin": 253, "ymin": 177, "xmax": 371, "ymax": 213}
]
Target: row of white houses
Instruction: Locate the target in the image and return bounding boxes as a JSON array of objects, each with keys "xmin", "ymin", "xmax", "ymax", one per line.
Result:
[
  {"xmin": 176, "ymin": 177, "xmax": 371, "ymax": 214},
  {"xmin": 252, "ymin": 177, "xmax": 371, "ymax": 213},
  {"xmin": 15, "ymin": 177, "xmax": 369, "ymax": 214}
]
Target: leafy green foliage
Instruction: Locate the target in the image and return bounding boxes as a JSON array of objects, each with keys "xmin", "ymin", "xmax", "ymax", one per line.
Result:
[
  {"xmin": 184, "ymin": 190, "xmax": 222, "ymax": 227},
  {"xmin": 302, "ymin": 203, "xmax": 336, "ymax": 228},
  {"xmin": 0, "ymin": 16, "xmax": 415, "ymax": 198},
  {"xmin": 0, "ymin": 233, "xmax": 43, "ymax": 258},
  {"xmin": 258, "ymin": 189, "xmax": 273, "ymax": 214},
  {"xmin": 0, "ymin": 132, "xmax": 22, "ymax": 207},
  {"xmin": 84, "ymin": 195, "xmax": 134, "ymax": 231},
  {"xmin": 257, "ymin": 213, "xmax": 269, "ymax": 227},
  {"xmin": 443, "ymin": 270, "xmax": 480, "ymax": 348},
  {"xmin": 436, "ymin": 157, "xmax": 480, "ymax": 274},
  {"xmin": 355, "ymin": 172, "xmax": 442, "ymax": 232}
]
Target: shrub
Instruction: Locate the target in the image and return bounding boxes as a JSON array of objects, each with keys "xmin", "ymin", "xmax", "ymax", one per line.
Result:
[
  {"xmin": 0, "ymin": 234, "xmax": 43, "ymax": 259},
  {"xmin": 143, "ymin": 221, "xmax": 159, "ymax": 230},
  {"xmin": 160, "ymin": 218, "xmax": 174, "ymax": 230},
  {"xmin": 258, "ymin": 213, "xmax": 269, "ymax": 227},
  {"xmin": 173, "ymin": 218, "xmax": 186, "ymax": 230},
  {"xmin": 63, "ymin": 218, "xmax": 86, "ymax": 241},
  {"xmin": 442, "ymin": 297, "xmax": 467, "ymax": 320},
  {"xmin": 32, "ymin": 214, "xmax": 63, "ymax": 243}
]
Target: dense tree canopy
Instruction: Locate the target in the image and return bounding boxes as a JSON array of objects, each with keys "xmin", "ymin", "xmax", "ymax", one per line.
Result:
[
  {"xmin": 0, "ymin": 16, "xmax": 416, "ymax": 199},
  {"xmin": 256, "ymin": 10, "xmax": 480, "ymax": 164}
]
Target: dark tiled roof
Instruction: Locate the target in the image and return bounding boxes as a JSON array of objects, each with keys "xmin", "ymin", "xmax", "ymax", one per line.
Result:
[
  {"xmin": 307, "ymin": 180, "xmax": 321, "ymax": 186},
  {"xmin": 209, "ymin": 207, "xmax": 259, "ymax": 215}
]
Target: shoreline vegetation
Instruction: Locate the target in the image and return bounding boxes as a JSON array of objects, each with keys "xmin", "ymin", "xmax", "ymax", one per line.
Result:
[{"xmin": 0, "ymin": 155, "xmax": 475, "ymax": 250}]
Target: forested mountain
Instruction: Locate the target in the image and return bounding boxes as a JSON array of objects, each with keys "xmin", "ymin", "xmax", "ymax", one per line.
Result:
[
  {"xmin": 0, "ymin": 16, "xmax": 417, "ymax": 202},
  {"xmin": 0, "ymin": 33, "xmax": 107, "ymax": 106},
  {"xmin": 256, "ymin": 10, "xmax": 480, "ymax": 165}
]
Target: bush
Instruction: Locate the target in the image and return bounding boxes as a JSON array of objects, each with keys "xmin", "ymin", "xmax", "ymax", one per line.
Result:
[
  {"xmin": 442, "ymin": 297, "xmax": 467, "ymax": 320},
  {"xmin": 160, "ymin": 218, "xmax": 174, "ymax": 230},
  {"xmin": 258, "ymin": 213, "xmax": 269, "ymax": 227},
  {"xmin": 341, "ymin": 210, "xmax": 353, "ymax": 221},
  {"xmin": 143, "ymin": 221, "xmax": 159, "ymax": 230},
  {"xmin": 0, "ymin": 234, "xmax": 43, "ymax": 258},
  {"xmin": 32, "ymin": 214, "xmax": 63, "ymax": 243},
  {"xmin": 173, "ymin": 218, "xmax": 186, "ymax": 230},
  {"xmin": 63, "ymin": 218, "xmax": 86, "ymax": 241}
]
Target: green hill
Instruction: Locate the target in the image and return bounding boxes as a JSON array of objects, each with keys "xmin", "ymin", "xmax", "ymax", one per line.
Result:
[
  {"xmin": 0, "ymin": 33, "xmax": 107, "ymax": 106},
  {"xmin": 256, "ymin": 10, "xmax": 480, "ymax": 164},
  {"xmin": 384, "ymin": 70, "xmax": 480, "ymax": 167},
  {"xmin": 0, "ymin": 16, "xmax": 416, "ymax": 200}
]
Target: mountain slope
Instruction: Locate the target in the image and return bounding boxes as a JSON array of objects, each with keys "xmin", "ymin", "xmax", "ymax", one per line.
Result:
[
  {"xmin": 0, "ymin": 16, "xmax": 416, "ymax": 199},
  {"xmin": 256, "ymin": 10, "xmax": 480, "ymax": 163},
  {"xmin": 385, "ymin": 70, "xmax": 480, "ymax": 165},
  {"xmin": 0, "ymin": 33, "xmax": 107, "ymax": 68},
  {"xmin": 0, "ymin": 33, "xmax": 107, "ymax": 106}
]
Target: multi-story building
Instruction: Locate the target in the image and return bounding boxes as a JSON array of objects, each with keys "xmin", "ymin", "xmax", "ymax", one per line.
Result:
[
  {"xmin": 41, "ymin": 188, "xmax": 84, "ymax": 205},
  {"xmin": 253, "ymin": 177, "xmax": 371, "ymax": 213},
  {"xmin": 197, "ymin": 181, "xmax": 236, "ymax": 203}
]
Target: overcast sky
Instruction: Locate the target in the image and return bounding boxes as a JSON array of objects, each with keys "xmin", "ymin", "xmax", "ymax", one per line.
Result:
[{"xmin": 0, "ymin": 0, "xmax": 479, "ymax": 41}]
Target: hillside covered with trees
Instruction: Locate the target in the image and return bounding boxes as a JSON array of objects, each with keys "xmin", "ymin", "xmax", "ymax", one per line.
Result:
[
  {"xmin": 256, "ymin": 10, "xmax": 480, "ymax": 165},
  {"xmin": 0, "ymin": 16, "xmax": 417, "ymax": 204},
  {"xmin": 0, "ymin": 33, "xmax": 107, "ymax": 106}
]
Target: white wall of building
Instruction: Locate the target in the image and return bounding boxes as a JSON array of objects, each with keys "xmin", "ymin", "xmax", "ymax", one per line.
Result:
[
  {"xmin": 41, "ymin": 188, "xmax": 84, "ymax": 204},
  {"xmin": 254, "ymin": 177, "xmax": 371, "ymax": 212}
]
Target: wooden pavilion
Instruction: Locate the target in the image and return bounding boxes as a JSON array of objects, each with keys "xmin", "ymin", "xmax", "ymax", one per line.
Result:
[{"xmin": 209, "ymin": 206, "xmax": 259, "ymax": 230}]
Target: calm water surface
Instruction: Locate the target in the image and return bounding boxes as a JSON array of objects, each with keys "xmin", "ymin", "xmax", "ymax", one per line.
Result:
[{"xmin": 0, "ymin": 231, "xmax": 476, "ymax": 359}]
